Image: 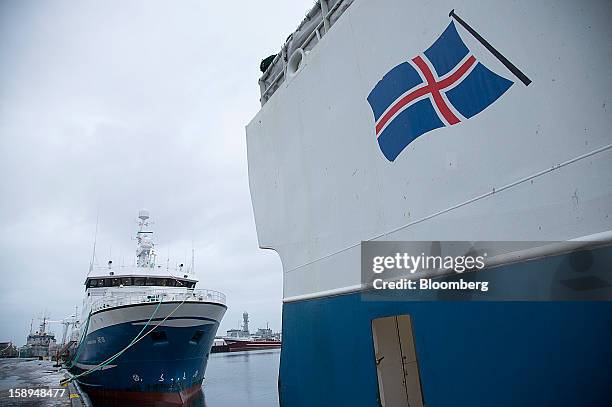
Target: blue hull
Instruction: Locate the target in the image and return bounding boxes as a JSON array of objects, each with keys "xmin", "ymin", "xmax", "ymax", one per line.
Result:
[
  {"xmin": 279, "ymin": 245, "xmax": 612, "ymax": 406},
  {"xmin": 69, "ymin": 316, "xmax": 219, "ymax": 397}
]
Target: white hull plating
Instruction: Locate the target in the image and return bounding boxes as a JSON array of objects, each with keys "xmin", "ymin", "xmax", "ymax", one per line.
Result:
[{"xmin": 247, "ymin": 0, "xmax": 612, "ymax": 300}]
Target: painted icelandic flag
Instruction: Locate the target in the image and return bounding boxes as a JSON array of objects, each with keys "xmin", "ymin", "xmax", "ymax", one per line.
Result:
[{"xmin": 367, "ymin": 22, "xmax": 513, "ymax": 161}]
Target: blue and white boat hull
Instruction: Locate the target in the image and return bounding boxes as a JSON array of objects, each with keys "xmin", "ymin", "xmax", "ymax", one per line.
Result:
[
  {"xmin": 278, "ymin": 244, "xmax": 612, "ymax": 406},
  {"xmin": 69, "ymin": 301, "xmax": 226, "ymax": 404}
]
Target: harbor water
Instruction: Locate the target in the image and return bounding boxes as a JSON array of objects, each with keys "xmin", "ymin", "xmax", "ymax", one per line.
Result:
[
  {"xmin": 198, "ymin": 349, "xmax": 280, "ymax": 407},
  {"xmin": 0, "ymin": 349, "xmax": 281, "ymax": 407}
]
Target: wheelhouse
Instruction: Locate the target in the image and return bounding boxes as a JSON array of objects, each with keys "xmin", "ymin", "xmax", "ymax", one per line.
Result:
[{"xmin": 85, "ymin": 276, "xmax": 196, "ymax": 289}]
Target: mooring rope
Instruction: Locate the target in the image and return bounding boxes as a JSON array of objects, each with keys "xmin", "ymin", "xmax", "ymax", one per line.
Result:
[
  {"xmin": 61, "ymin": 272, "xmax": 195, "ymax": 385},
  {"xmin": 64, "ymin": 311, "xmax": 92, "ymax": 369},
  {"xmin": 61, "ymin": 295, "xmax": 178, "ymax": 385}
]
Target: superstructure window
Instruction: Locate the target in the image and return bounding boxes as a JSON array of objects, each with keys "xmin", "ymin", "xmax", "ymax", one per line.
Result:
[
  {"xmin": 85, "ymin": 277, "xmax": 193, "ymax": 288},
  {"xmin": 87, "ymin": 278, "xmax": 125, "ymax": 288}
]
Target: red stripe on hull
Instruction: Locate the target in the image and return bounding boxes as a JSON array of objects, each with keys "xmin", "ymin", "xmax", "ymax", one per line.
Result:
[{"xmin": 84, "ymin": 381, "xmax": 203, "ymax": 406}]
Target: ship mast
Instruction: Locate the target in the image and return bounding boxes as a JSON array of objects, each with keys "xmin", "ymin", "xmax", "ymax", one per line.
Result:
[{"xmin": 136, "ymin": 209, "xmax": 156, "ymax": 268}]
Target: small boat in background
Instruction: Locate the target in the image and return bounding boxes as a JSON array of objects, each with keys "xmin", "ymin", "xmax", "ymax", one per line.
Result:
[
  {"xmin": 212, "ymin": 312, "xmax": 281, "ymax": 353},
  {"xmin": 223, "ymin": 337, "xmax": 282, "ymax": 352}
]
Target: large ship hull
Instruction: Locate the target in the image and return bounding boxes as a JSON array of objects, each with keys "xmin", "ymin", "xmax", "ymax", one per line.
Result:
[
  {"xmin": 246, "ymin": 0, "xmax": 612, "ymax": 406},
  {"xmin": 69, "ymin": 301, "xmax": 226, "ymax": 404},
  {"xmin": 278, "ymin": 245, "xmax": 612, "ymax": 406}
]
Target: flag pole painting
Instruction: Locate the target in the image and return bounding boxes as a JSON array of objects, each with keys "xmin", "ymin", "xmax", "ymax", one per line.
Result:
[{"xmin": 367, "ymin": 16, "xmax": 527, "ymax": 162}]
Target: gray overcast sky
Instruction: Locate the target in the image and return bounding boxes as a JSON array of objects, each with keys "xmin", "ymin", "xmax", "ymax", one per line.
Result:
[{"xmin": 0, "ymin": 0, "xmax": 313, "ymax": 344}]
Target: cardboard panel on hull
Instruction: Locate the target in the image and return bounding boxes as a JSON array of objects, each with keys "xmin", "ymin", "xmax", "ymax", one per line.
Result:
[{"xmin": 372, "ymin": 315, "xmax": 424, "ymax": 407}]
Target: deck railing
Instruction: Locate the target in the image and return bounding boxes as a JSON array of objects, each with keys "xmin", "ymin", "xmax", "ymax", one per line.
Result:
[
  {"xmin": 259, "ymin": 0, "xmax": 353, "ymax": 105},
  {"xmin": 90, "ymin": 288, "xmax": 226, "ymax": 313}
]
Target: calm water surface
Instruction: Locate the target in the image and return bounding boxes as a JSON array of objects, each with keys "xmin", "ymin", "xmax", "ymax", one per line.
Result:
[
  {"xmin": 0, "ymin": 350, "xmax": 280, "ymax": 407},
  {"xmin": 93, "ymin": 349, "xmax": 281, "ymax": 407},
  {"xmin": 199, "ymin": 349, "xmax": 280, "ymax": 407}
]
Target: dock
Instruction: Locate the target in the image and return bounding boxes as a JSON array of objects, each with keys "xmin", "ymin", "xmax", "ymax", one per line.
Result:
[{"xmin": 0, "ymin": 359, "xmax": 90, "ymax": 407}]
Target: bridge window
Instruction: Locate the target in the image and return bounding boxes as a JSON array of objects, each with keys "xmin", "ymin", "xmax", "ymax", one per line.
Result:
[{"xmin": 87, "ymin": 276, "xmax": 192, "ymax": 288}]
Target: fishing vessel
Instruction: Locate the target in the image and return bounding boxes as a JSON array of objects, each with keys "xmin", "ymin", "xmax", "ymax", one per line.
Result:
[
  {"xmin": 247, "ymin": 1, "xmax": 612, "ymax": 406},
  {"xmin": 221, "ymin": 312, "xmax": 281, "ymax": 352},
  {"xmin": 67, "ymin": 210, "xmax": 226, "ymax": 404},
  {"xmin": 21, "ymin": 318, "xmax": 57, "ymax": 359}
]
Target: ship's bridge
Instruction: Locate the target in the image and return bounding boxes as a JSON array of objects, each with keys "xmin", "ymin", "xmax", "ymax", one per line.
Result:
[
  {"xmin": 81, "ymin": 210, "xmax": 226, "ymax": 314},
  {"xmin": 85, "ymin": 265, "xmax": 198, "ymax": 290},
  {"xmin": 83, "ymin": 265, "xmax": 226, "ymax": 314}
]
